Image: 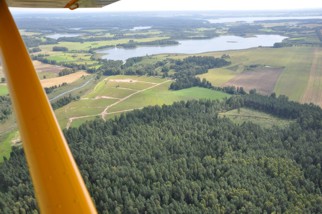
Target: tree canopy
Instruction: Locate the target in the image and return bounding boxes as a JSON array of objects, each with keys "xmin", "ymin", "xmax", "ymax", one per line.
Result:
[{"xmin": 0, "ymin": 95, "xmax": 322, "ymax": 213}]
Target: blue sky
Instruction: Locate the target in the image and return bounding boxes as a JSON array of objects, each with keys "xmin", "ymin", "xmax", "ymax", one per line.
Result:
[{"xmin": 10, "ymin": 0, "xmax": 322, "ymax": 12}]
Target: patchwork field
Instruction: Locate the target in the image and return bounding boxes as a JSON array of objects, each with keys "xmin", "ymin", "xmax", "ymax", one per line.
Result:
[
  {"xmin": 55, "ymin": 75, "xmax": 230, "ymax": 128},
  {"xmin": 33, "ymin": 60, "xmax": 65, "ymax": 73},
  {"xmin": 198, "ymin": 47, "xmax": 322, "ymax": 106},
  {"xmin": 40, "ymin": 71, "xmax": 89, "ymax": 87}
]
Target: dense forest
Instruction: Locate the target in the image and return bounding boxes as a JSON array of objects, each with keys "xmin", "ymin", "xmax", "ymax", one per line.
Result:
[
  {"xmin": 0, "ymin": 94, "xmax": 322, "ymax": 213},
  {"xmin": 0, "ymin": 96, "xmax": 12, "ymax": 122},
  {"xmin": 97, "ymin": 56, "xmax": 230, "ymax": 83}
]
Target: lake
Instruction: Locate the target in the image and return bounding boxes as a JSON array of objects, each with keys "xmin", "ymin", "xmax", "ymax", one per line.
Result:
[
  {"xmin": 207, "ymin": 16, "xmax": 322, "ymax": 23},
  {"xmin": 96, "ymin": 34, "xmax": 287, "ymax": 61},
  {"xmin": 46, "ymin": 33, "xmax": 81, "ymax": 40}
]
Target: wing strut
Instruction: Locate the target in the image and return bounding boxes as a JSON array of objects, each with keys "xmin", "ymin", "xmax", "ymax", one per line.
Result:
[{"xmin": 0, "ymin": 0, "xmax": 97, "ymax": 213}]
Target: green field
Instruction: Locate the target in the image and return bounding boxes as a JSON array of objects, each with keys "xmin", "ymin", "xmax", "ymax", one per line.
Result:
[
  {"xmin": 220, "ymin": 108, "xmax": 292, "ymax": 129},
  {"xmin": 55, "ymin": 98, "xmax": 117, "ymax": 127},
  {"xmin": 0, "ymin": 85, "xmax": 8, "ymax": 96},
  {"xmin": 46, "ymin": 52, "xmax": 97, "ymax": 65},
  {"xmin": 55, "ymin": 75, "xmax": 230, "ymax": 128},
  {"xmin": 108, "ymin": 83, "xmax": 230, "ymax": 112},
  {"xmin": 198, "ymin": 68, "xmax": 238, "ymax": 86}
]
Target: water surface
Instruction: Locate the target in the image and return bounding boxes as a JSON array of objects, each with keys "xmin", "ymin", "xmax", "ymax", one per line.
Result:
[
  {"xmin": 97, "ymin": 34, "xmax": 287, "ymax": 61},
  {"xmin": 46, "ymin": 33, "xmax": 81, "ymax": 40}
]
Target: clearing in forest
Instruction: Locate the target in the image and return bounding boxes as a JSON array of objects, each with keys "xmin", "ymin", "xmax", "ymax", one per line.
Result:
[{"xmin": 220, "ymin": 108, "xmax": 292, "ymax": 129}]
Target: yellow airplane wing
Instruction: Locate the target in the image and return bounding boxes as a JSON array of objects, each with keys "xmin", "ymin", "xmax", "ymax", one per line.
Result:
[
  {"xmin": 7, "ymin": 0, "xmax": 119, "ymax": 8},
  {"xmin": 0, "ymin": 0, "xmax": 120, "ymax": 213}
]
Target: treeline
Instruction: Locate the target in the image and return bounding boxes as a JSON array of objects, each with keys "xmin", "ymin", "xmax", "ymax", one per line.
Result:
[
  {"xmin": 22, "ymin": 35, "xmax": 56, "ymax": 48},
  {"xmin": 243, "ymin": 93, "xmax": 322, "ymax": 130},
  {"xmin": 170, "ymin": 76, "xmax": 212, "ymax": 90},
  {"xmin": 0, "ymin": 96, "xmax": 12, "ymax": 122},
  {"xmin": 33, "ymin": 55, "xmax": 89, "ymax": 71},
  {"xmin": 1, "ymin": 96, "xmax": 322, "ymax": 213},
  {"xmin": 97, "ymin": 55, "xmax": 230, "ymax": 78},
  {"xmin": 44, "ymin": 83, "xmax": 67, "ymax": 94},
  {"xmin": 28, "ymin": 47, "xmax": 41, "ymax": 53},
  {"xmin": 228, "ymin": 24, "xmax": 262, "ymax": 36},
  {"xmin": 52, "ymin": 46, "xmax": 68, "ymax": 52},
  {"xmin": 58, "ymin": 68, "xmax": 76, "ymax": 77},
  {"xmin": 170, "ymin": 75, "xmax": 248, "ymax": 95},
  {"xmin": 116, "ymin": 39, "xmax": 179, "ymax": 49},
  {"xmin": 171, "ymin": 56, "xmax": 231, "ymax": 76},
  {"xmin": 169, "ymin": 56, "xmax": 230, "ymax": 90},
  {"xmin": 51, "ymin": 94, "xmax": 80, "ymax": 110},
  {"xmin": 97, "ymin": 57, "xmax": 157, "ymax": 76}
]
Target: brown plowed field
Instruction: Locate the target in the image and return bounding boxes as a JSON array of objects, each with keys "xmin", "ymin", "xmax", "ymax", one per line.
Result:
[
  {"xmin": 33, "ymin": 60, "xmax": 65, "ymax": 73},
  {"xmin": 223, "ymin": 67, "xmax": 284, "ymax": 95}
]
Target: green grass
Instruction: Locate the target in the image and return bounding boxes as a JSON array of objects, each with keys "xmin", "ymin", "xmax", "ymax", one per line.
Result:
[
  {"xmin": 47, "ymin": 75, "xmax": 95, "ymax": 100},
  {"xmin": 38, "ymin": 72, "xmax": 58, "ymax": 80},
  {"xmin": 84, "ymin": 76, "xmax": 167, "ymax": 99},
  {"xmin": 55, "ymin": 98, "xmax": 116, "ymax": 127},
  {"xmin": 0, "ymin": 85, "xmax": 8, "ymax": 96},
  {"xmin": 108, "ymin": 82, "xmax": 230, "ymax": 112},
  {"xmin": 220, "ymin": 108, "xmax": 292, "ymax": 129},
  {"xmin": 85, "ymin": 80, "xmax": 134, "ymax": 99},
  {"xmin": 45, "ymin": 53, "xmax": 96, "ymax": 65},
  {"xmin": 274, "ymin": 47, "xmax": 314, "ymax": 101},
  {"xmin": 198, "ymin": 68, "xmax": 238, "ymax": 86},
  {"xmin": 55, "ymin": 75, "xmax": 230, "ymax": 128},
  {"xmin": 107, "ymin": 81, "xmax": 155, "ymax": 90},
  {"xmin": 0, "ymin": 131, "xmax": 16, "ymax": 163}
]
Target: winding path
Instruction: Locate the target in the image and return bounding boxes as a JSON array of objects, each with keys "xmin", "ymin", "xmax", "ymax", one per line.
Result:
[{"xmin": 66, "ymin": 79, "xmax": 171, "ymax": 129}]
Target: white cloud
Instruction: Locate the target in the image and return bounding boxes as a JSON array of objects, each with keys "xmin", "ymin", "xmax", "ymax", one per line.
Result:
[
  {"xmin": 103, "ymin": 0, "xmax": 322, "ymax": 11},
  {"xmin": 9, "ymin": 0, "xmax": 322, "ymax": 12}
]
